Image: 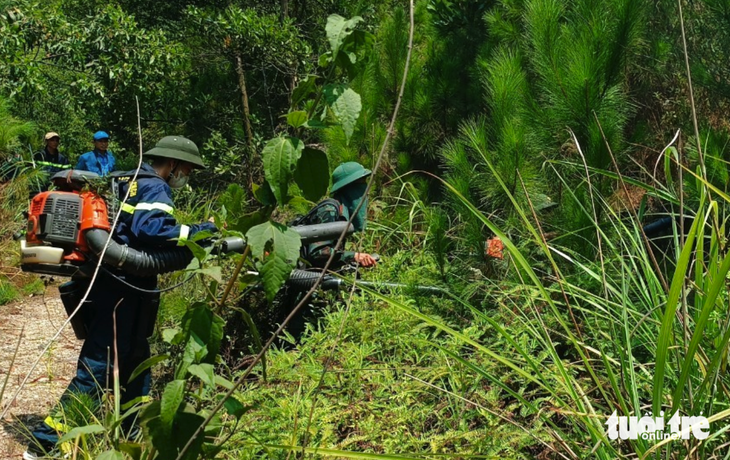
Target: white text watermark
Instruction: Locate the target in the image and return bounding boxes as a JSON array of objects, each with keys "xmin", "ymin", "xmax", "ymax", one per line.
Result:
[{"xmin": 605, "ymin": 411, "xmax": 710, "ymax": 441}]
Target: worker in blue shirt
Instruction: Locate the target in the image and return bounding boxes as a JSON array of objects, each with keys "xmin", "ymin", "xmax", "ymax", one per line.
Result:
[
  {"xmin": 26, "ymin": 136, "xmax": 217, "ymax": 460},
  {"xmin": 75, "ymin": 131, "xmax": 116, "ymax": 176}
]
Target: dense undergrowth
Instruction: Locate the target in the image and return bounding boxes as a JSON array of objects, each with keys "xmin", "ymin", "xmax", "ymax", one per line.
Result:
[{"xmin": 2, "ymin": 0, "xmax": 730, "ymax": 459}]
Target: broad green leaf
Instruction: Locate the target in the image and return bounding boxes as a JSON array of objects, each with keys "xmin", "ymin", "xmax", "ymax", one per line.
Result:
[
  {"xmin": 322, "ymin": 83, "xmax": 348, "ymax": 105},
  {"xmin": 199, "ymin": 266, "xmax": 222, "ymax": 283},
  {"xmin": 331, "ymin": 88, "xmax": 361, "ymax": 144},
  {"xmin": 97, "ymin": 450, "xmax": 124, "ymax": 460},
  {"xmin": 262, "ymin": 136, "xmax": 304, "ymax": 204},
  {"xmin": 238, "ymin": 271, "xmax": 260, "ymax": 288},
  {"xmin": 182, "ymin": 240, "xmax": 207, "ymax": 263},
  {"xmin": 138, "ymin": 399, "xmax": 160, "ymax": 422},
  {"xmin": 182, "ymin": 305, "xmax": 225, "ymax": 365},
  {"xmin": 215, "ymin": 375, "xmax": 234, "ymax": 389},
  {"xmin": 162, "ymin": 328, "xmax": 182, "ymax": 344},
  {"xmin": 291, "ymin": 75, "xmax": 318, "ymax": 107},
  {"xmin": 245, "ymin": 221, "xmax": 302, "ymax": 301},
  {"xmin": 188, "ymin": 363, "xmax": 215, "ymax": 387},
  {"xmin": 190, "ymin": 230, "xmax": 214, "ymax": 243},
  {"xmin": 253, "ymin": 182, "xmax": 277, "ymax": 206},
  {"xmin": 294, "ymin": 148, "xmax": 329, "ymax": 201},
  {"xmin": 286, "ymin": 111, "xmax": 308, "ymax": 128},
  {"xmin": 325, "ymin": 15, "xmax": 363, "ymax": 57},
  {"xmin": 117, "ymin": 442, "xmax": 142, "ymax": 460},
  {"xmin": 160, "ymin": 380, "xmax": 186, "ymax": 433},
  {"xmin": 333, "ymin": 29, "xmax": 375, "ymax": 79},
  {"xmin": 230, "ymin": 210, "xmax": 269, "ymax": 234},
  {"xmin": 207, "ymin": 316, "xmax": 225, "ymax": 364},
  {"xmin": 245, "ymin": 221, "xmax": 301, "ymax": 262},
  {"xmin": 176, "ymin": 334, "xmax": 205, "ymax": 379},
  {"xmin": 318, "ymin": 52, "xmax": 332, "ymax": 68},
  {"xmin": 259, "ymin": 249, "xmax": 294, "ymax": 301},
  {"xmin": 287, "ymin": 196, "xmax": 314, "ymax": 216},
  {"xmin": 128, "ymin": 354, "xmax": 169, "ymax": 384},
  {"xmin": 223, "ymin": 396, "xmax": 247, "ymax": 419},
  {"xmin": 303, "ymin": 119, "xmax": 329, "ymax": 129},
  {"xmin": 58, "ymin": 424, "xmax": 105, "ymax": 443},
  {"xmin": 146, "ymin": 410, "xmax": 206, "ymax": 460}
]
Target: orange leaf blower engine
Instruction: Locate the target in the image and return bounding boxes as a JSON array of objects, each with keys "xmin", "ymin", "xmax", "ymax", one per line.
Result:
[
  {"xmin": 20, "ymin": 170, "xmax": 200, "ymax": 279},
  {"xmin": 21, "ymin": 171, "xmax": 111, "ymax": 277}
]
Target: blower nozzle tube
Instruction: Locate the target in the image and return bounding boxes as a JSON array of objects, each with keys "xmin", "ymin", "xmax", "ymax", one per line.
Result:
[{"xmin": 85, "ymin": 221, "xmax": 356, "ymax": 277}]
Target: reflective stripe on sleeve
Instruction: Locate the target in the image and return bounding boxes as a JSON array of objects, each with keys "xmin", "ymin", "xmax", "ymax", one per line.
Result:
[
  {"xmin": 135, "ymin": 202, "xmax": 174, "ymax": 213},
  {"xmin": 44, "ymin": 416, "xmax": 70, "ymax": 433},
  {"xmin": 37, "ymin": 161, "xmax": 71, "ymax": 169},
  {"xmin": 177, "ymin": 225, "xmax": 190, "ymax": 246},
  {"xmin": 119, "ymin": 202, "xmax": 174, "ymax": 215}
]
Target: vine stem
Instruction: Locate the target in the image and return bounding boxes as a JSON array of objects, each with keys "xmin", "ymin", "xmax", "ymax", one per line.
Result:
[
  {"xmin": 174, "ymin": 1, "xmax": 416, "ymax": 457},
  {"xmin": 217, "ymin": 245, "xmax": 250, "ymax": 312}
]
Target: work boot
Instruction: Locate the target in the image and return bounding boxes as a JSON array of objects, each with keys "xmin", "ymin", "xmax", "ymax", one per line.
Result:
[{"xmin": 23, "ymin": 440, "xmax": 68, "ymax": 459}]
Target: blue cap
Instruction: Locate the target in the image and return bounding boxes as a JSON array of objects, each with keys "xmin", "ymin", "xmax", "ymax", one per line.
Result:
[{"xmin": 93, "ymin": 131, "xmax": 110, "ymax": 141}]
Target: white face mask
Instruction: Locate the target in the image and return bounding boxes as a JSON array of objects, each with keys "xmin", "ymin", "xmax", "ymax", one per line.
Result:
[{"xmin": 168, "ymin": 169, "xmax": 189, "ymax": 189}]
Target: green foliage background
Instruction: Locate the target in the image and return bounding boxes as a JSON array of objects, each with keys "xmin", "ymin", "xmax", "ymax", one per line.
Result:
[{"xmin": 3, "ymin": 0, "xmax": 730, "ymax": 459}]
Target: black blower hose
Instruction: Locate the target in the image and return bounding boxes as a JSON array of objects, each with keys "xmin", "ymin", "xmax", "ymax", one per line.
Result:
[
  {"xmin": 286, "ymin": 269, "xmax": 343, "ymax": 291},
  {"xmin": 85, "ymin": 228, "xmax": 194, "ymax": 277},
  {"xmin": 85, "ymin": 222, "xmax": 355, "ymax": 278}
]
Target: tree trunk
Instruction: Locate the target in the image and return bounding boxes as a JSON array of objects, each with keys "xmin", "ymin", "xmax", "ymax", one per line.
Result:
[
  {"xmin": 280, "ymin": 0, "xmax": 289, "ymax": 21},
  {"xmin": 236, "ymin": 53, "xmax": 253, "ymax": 150},
  {"xmin": 236, "ymin": 53, "xmax": 254, "ymax": 188}
]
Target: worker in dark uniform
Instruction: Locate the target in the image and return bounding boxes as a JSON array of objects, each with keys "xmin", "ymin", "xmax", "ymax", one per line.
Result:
[
  {"xmin": 277, "ymin": 162, "xmax": 376, "ymax": 343},
  {"xmin": 33, "ymin": 132, "xmax": 70, "ymax": 191},
  {"xmin": 25, "ymin": 136, "xmax": 216, "ymax": 460},
  {"xmin": 298, "ymin": 161, "xmax": 377, "ymax": 269}
]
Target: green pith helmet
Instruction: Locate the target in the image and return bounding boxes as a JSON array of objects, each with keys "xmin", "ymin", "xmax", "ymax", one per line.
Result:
[
  {"xmin": 330, "ymin": 162, "xmax": 371, "ymax": 193},
  {"xmin": 143, "ymin": 136, "xmax": 205, "ymax": 169}
]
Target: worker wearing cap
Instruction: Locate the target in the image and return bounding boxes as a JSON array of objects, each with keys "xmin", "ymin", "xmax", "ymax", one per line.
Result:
[
  {"xmin": 75, "ymin": 130, "xmax": 116, "ymax": 176},
  {"xmin": 34, "ymin": 132, "xmax": 70, "ymax": 175},
  {"xmin": 26, "ymin": 136, "xmax": 216, "ymax": 460},
  {"xmin": 32, "ymin": 132, "xmax": 70, "ymax": 191},
  {"xmin": 302, "ymin": 161, "xmax": 377, "ymax": 268}
]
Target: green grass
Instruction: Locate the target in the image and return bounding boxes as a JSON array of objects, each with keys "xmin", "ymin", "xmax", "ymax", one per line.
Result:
[
  {"xmin": 21, "ymin": 278, "xmax": 45, "ymax": 296},
  {"xmin": 223, "ymin": 287, "xmax": 543, "ymax": 459},
  {"xmin": 0, "ymin": 278, "xmax": 18, "ymax": 305}
]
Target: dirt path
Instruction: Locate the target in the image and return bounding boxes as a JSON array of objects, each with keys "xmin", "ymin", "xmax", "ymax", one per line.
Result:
[{"xmin": 0, "ymin": 286, "xmax": 82, "ymax": 459}]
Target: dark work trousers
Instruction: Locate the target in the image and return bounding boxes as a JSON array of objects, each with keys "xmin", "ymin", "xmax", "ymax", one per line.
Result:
[{"xmin": 30, "ymin": 271, "xmax": 159, "ymax": 451}]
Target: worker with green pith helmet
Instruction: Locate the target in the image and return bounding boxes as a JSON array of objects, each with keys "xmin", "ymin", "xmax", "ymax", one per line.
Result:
[{"xmin": 293, "ymin": 161, "xmax": 377, "ymax": 268}]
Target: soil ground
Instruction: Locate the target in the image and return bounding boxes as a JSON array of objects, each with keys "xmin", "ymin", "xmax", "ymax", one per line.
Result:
[{"xmin": 0, "ymin": 287, "xmax": 81, "ymax": 459}]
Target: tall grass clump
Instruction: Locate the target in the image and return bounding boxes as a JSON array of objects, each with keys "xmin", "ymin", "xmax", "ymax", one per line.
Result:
[
  {"xmin": 383, "ymin": 132, "xmax": 730, "ymax": 458},
  {"xmin": 0, "ymin": 96, "xmax": 38, "ymax": 238}
]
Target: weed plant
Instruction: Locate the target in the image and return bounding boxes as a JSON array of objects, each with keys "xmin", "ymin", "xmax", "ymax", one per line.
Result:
[{"xmin": 216, "ymin": 136, "xmax": 730, "ymax": 459}]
